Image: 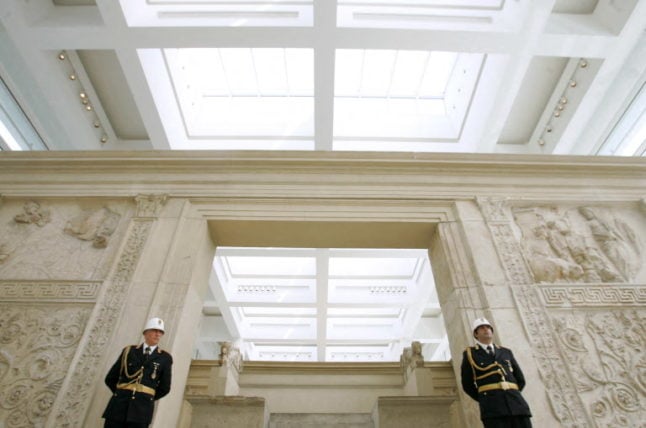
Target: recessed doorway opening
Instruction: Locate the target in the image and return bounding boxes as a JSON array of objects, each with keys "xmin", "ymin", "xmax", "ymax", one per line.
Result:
[{"xmin": 194, "ymin": 246, "xmax": 448, "ymax": 363}]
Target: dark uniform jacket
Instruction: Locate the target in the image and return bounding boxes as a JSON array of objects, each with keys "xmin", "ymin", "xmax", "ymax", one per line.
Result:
[
  {"xmin": 103, "ymin": 344, "xmax": 173, "ymax": 424},
  {"xmin": 460, "ymin": 344, "xmax": 531, "ymax": 420}
]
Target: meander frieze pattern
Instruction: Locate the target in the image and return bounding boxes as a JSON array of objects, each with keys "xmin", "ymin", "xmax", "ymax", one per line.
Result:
[
  {"xmin": 0, "ymin": 281, "xmax": 101, "ymax": 302},
  {"xmin": 51, "ymin": 219, "xmax": 153, "ymax": 427},
  {"xmin": 550, "ymin": 310, "xmax": 645, "ymax": 428},
  {"xmin": 0, "ymin": 305, "xmax": 91, "ymax": 428},
  {"xmin": 539, "ymin": 284, "xmax": 646, "ymax": 307}
]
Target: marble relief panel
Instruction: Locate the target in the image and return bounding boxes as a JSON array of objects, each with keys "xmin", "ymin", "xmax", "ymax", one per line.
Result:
[
  {"xmin": 0, "ymin": 199, "xmax": 131, "ymax": 280},
  {"xmin": 0, "ymin": 304, "xmax": 92, "ymax": 428},
  {"xmin": 549, "ymin": 308, "xmax": 645, "ymax": 428},
  {"xmin": 511, "ymin": 205, "xmax": 644, "ymax": 284}
]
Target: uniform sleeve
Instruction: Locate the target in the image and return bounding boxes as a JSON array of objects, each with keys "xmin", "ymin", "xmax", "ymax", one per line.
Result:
[
  {"xmin": 509, "ymin": 349, "xmax": 526, "ymax": 390},
  {"xmin": 460, "ymin": 349, "xmax": 478, "ymax": 401},
  {"xmin": 155, "ymin": 353, "xmax": 173, "ymax": 400},
  {"xmin": 104, "ymin": 349, "xmax": 124, "ymax": 393}
]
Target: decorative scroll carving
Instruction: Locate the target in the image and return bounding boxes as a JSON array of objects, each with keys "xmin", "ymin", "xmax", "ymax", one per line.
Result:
[
  {"xmin": 539, "ymin": 285, "xmax": 646, "ymax": 307},
  {"xmin": 478, "ymin": 198, "xmax": 591, "ymax": 426},
  {"xmin": 550, "ymin": 310, "xmax": 645, "ymax": 428},
  {"xmin": 13, "ymin": 200, "xmax": 51, "ymax": 227},
  {"xmin": 0, "ymin": 305, "xmax": 91, "ymax": 428},
  {"xmin": 50, "ymin": 220, "xmax": 153, "ymax": 427},
  {"xmin": 0, "ymin": 281, "xmax": 100, "ymax": 302},
  {"xmin": 512, "ymin": 206, "xmax": 641, "ymax": 284},
  {"xmin": 64, "ymin": 207, "xmax": 121, "ymax": 249},
  {"xmin": 477, "ymin": 198, "xmax": 534, "ymax": 285},
  {"xmin": 134, "ymin": 194, "xmax": 168, "ymax": 218}
]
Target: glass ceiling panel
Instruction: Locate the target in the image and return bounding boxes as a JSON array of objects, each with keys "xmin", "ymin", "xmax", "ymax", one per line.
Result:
[
  {"xmin": 164, "ymin": 48, "xmax": 314, "ymax": 149},
  {"xmin": 334, "ymin": 49, "xmax": 460, "ymax": 143},
  {"xmin": 329, "ymin": 256, "xmax": 422, "ymax": 277},
  {"xmin": 225, "ymin": 255, "xmax": 316, "ymax": 276}
]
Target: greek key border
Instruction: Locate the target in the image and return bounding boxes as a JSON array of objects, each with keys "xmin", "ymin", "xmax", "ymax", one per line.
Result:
[
  {"xmin": 0, "ymin": 280, "xmax": 101, "ymax": 302},
  {"xmin": 539, "ymin": 284, "xmax": 646, "ymax": 307}
]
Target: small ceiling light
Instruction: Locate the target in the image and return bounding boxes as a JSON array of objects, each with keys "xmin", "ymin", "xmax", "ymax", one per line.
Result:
[
  {"xmin": 100, "ymin": 135, "xmax": 108, "ymax": 143},
  {"xmin": 85, "ymin": 105, "xmax": 92, "ymax": 111},
  {"xmin": 580, "ymin": 59, "xmax": 588, "ymax": 68},
  {"xmin": 538, "ymin": 139, "xmax": 545, "ymax": 146},
  {"xmin": 69, "ymin": 74, "xmax": 76, "ymax": 80},
  {"xmin": 546, "ymin": 125, "xmax": 553, "ymax": 133},
  {"xmin": 560, "ymin": 96, "xmax": 568, "ymax": 104},
  {"xmin": 554, "ymin": 111, "xmax": 561, "ymax": 117},
  {"xmin": 58, "ymin": 52, "xmax": 66, "ymax": 60},
  {"xmin": 79, "ymin": 92, "xmax": 87, "ymax": 99},
  {"xmin": 81, "ymin": 99, "xmax": 89, "ymax": 105},
  {"xmin": 557, "ymin": 105, "xmax": 564, "ymax": 111},
  {"xmin": 93, "ymin": 121, "xmax": 100, "ymax": 128},
  {"xmin": 569, "ymin": 80, "xmax": 577, "ymax": 88}
]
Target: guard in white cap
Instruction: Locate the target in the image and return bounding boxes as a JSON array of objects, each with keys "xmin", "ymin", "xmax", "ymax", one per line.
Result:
[
  {"xmin": 102, "ymin": 317, "xmax": 173, "ymax": 428},
  {"xmin": 460, "ymin": 317, "xmax": 532, "ymax": 427}
]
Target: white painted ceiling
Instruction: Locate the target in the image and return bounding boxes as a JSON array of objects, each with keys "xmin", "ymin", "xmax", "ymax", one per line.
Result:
[{"xmin": 0, "ymin": 0, "xmax": 645, "ymax": 361}]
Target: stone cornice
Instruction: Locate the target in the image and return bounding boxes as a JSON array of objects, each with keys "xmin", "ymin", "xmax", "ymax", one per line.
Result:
[{"xmin": 0, "ymin": 151, "xmax": 644, "ymax": 200}]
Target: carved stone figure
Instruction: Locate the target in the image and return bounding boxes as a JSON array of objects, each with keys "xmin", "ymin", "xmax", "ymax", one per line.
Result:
[
  {"xmin": 578, "ymin": 207, "xmax": 641, "ymax": 281},
  {"xmin": 13, "ymin": 201, "xmax": 50, "ymax": 227},
  {"xmin": 550, "ymin": 217, "xmax": 622, "ymax": 283},
  {"xmin": 524, "ymin": 221, "xmax": 582, "ymax": 283},
  {"xmin": 64, "ymin": 207, "xmax": 121, "ymax": 248}
]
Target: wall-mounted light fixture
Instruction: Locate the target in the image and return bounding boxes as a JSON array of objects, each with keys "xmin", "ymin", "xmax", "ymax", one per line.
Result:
[{"xmin": 57, "ymin": 50, "xmax": 109, "ymax": 144}]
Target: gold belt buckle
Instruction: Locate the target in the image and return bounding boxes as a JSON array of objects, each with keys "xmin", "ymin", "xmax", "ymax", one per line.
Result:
[{"xmin": 500, "ymin": 381, "xmax": 510, "ymax": 390}]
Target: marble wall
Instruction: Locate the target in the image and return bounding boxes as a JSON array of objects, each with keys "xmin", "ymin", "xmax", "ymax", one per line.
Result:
[{"xmin": 0, "ymin": 152, "xmax": 643, "ymax": 427}]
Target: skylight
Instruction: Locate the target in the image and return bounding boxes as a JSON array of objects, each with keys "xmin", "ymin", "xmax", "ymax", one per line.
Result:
[
  {"xmin": 158, "ymin": 48, "xmax": 314, "ymax": 149},
  {"xmin": 333, "ymin": 49, "xmax": 484, "ymax": 150}
]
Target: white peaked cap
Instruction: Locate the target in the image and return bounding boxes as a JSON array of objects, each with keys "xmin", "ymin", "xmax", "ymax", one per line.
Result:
[
  {"xmin": 143, "ymin": 317, "xmax": 165, "ymax": 333},
  {"xmin": 471, "ymin": 317, "xmax": 493, "ymax": 333}
]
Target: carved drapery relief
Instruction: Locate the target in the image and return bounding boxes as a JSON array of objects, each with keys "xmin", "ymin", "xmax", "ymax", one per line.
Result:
[
  {"xmin": 550, "ymin": 309, "xmax": 645, "ymax": 428},
  {"xmin": 512, "ymin": 206, "xmax": 642, "ymax": 284},
  {"xmin": 14, "ymin": 200, "xmax": 51, "ymax": 227},
  {"xmin": 49, "ymin": 219, "xmax": 152, "ymax": 427},
  {"xmin": 0, "ymin": 305, "xmax": 91, "ymax": 428},
  {"xmin": 64, "ymin": 207, "xmax": 121, "ymax": 248},
  {"xmin": 0, "ymin": 200, "xmax": 130, "ymax": 280}
]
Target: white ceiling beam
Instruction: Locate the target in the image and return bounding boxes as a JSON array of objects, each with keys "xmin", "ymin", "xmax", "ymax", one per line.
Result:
[
  {"xmin": 313, "ymin": 0, "xmax": 336, "ymax": 151},
  {"xmin": 475, "ymin": 0, "xmax": 556, "ymax": 153},
  {"xmin": 315, "ymin": 248, "xmax": 330, "ymax": 361},
  {"xmin": 95, "ymin": 0, "xmax": 168, "ymax": 149}
]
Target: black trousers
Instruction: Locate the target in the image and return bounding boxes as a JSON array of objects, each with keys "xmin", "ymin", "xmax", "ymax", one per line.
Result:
[
  {"xmin": 483, "ymin": 416, "xmax": 532, "ymax": 428},
  {"xmin": 104, "ymin": 419, "xmax": 148, "ymax": 428}
]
